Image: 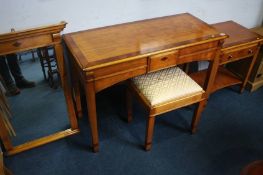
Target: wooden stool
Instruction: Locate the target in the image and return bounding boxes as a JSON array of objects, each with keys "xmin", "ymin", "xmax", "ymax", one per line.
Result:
[
  {"xmin": 241, "ymin": 160, "xmax": 263, "ymax": 175},
  {"xmin": 127, "ymin": 67, "xmax": 206, "ymax": 151}
]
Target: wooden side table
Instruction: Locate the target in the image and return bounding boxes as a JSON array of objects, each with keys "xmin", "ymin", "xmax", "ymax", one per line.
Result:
[
  {"xmin": 234, "ymin": 27, "xmax": 263, "ymax": 91},
  {"xmin": 190, "ymin": 21, "xmax": 263, "ymax": 93}
]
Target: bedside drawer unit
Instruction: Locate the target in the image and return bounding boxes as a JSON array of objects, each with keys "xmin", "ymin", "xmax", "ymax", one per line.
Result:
[
  {"xmin": 220, "ymin": 45, "xmax": 257, "ymax": 64},
  {"xmin": 148, "ymin": 50, "xmax": 178, "ymax": 72}
]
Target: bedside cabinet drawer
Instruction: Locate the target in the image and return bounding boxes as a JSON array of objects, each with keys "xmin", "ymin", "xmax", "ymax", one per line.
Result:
[
  {"xmin": 220, "ymin": 45, "xmax": 257, "ymax": 64},
  {"xmin": 148, "ymin": 50, "xmax": 178, "ymax": 72}
]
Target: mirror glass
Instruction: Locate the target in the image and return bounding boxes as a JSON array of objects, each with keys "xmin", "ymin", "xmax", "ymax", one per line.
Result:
[{"xmin": 0, "ymin": 47, "xmax": 70, "ymax": 146}]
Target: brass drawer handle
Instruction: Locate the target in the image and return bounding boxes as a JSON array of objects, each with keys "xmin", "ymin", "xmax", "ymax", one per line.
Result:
[
  {"xmin": 228, "ymin": 55, "xmax": 233, "ymax": 60},
  {"xmin": 13, "ymin": 41, "xmax": 21, "ymax": 47},
  {"xmin": 161, "ymin": 57, "xmax": 168, "ymax": 61},
  {"xmin": 248, "ymin": 49, "xmax": 253, "ymax": 54}
]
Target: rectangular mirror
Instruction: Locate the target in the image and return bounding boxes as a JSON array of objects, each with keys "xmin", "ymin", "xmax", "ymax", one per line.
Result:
[{"xmin": 0, "ymin": 22, "xmax": 79, "ymax": 156}]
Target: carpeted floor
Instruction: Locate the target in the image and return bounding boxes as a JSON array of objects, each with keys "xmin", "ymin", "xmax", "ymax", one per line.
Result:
[{"xmin": 3, "ymin": 56, "xmax": 263, "ymax": 175}]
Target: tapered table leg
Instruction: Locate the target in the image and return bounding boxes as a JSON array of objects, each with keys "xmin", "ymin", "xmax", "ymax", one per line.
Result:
[{"xmin": 85, "ymin": 81, "xmax": 99, "ymax": 152}]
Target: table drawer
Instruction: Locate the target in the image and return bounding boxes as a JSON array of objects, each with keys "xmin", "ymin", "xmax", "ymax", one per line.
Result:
[
  {"xmin": 179, "ymin": 48, "xmax": 217, "ymax": 64},
  {"xmin": 0, "ymin": 34, "xmax": 53, "ymax": 54},
  {"xmin": 93, "ymin": 58, "xmax": 147, "ymax": 78},
  {"xmin": 220, "ymin": 45, "xmax": 257, "ymax": 64},
  {"xmin": 148, "ymin": 50, "xmax": 178, "ymax": 72},
  {"xmin": 179, "ymin": 41, "xmax": 218, "ymax": 56},
  {"xmin": 92, "ymin": 58, "xmax": 147, "ymax": 92}
]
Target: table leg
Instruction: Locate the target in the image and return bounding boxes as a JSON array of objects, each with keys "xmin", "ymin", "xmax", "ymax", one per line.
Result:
[
  {"xmin": 85, "ymin": 81, "xmax": 99, "ymax": 152},
  {"xmin": 72, "ymin": 65, "xmax": 82, "ymax": 118},
  {"xmin": 240, "ymin": 47, "xmax": 260, "ymax": 93}
]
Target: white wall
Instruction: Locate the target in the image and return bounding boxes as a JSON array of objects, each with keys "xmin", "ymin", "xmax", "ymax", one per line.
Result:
[{"xmin": 0, "ymin": 0, "xmax": 262, "ymax": 34}]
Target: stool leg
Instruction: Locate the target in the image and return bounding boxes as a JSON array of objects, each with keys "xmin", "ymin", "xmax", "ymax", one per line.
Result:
[
  {"xmin": 48, "ymin": 70, "xmax": 54, "ymax": 88},
  {"xmin": 18, "ymin": 54, "xmax": 22, "ymax": 61},
  {"xmin": 45, "ymin": 49, "xmax": 55, "ymax": 88},
  {"xmin": 38, "ymin": 49, "xmax": 47, "ymax": 80},
  {"xmin": 126, "ymin": 88, "xmax": 133, "ymax": 123},
  {"xmin": 145, "ymin": 115, "xmax": 155, "ymax": 151},
  {"xmin": 191, "ymin": 100, "xmax": 207, "ymax": 134},
  {"xmin": 31, "ymin": 50, "xmax": 36, "ymax": 62}
]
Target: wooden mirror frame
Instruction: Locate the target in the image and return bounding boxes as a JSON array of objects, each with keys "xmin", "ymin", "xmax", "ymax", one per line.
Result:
[{"xmin": 0, "ymin": 22, "xmax": 79, "ymax": 155}]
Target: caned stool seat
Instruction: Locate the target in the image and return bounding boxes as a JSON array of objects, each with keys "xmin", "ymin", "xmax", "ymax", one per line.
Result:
[{"xmin": 126, "ymin": 66, "xmax": 207, "ymax": 151}]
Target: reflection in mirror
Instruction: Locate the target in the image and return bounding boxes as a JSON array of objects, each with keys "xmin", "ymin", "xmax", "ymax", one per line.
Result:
[
  {"xmin": 0, "ymin": 22, "xmax": 79, "ymax": 155},
  {"xmin": 1, "ymin": 47, "xmax": 70, "ymax": 146}
]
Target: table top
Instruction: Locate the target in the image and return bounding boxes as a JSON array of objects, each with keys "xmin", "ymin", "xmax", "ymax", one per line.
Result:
[
  {"xmin": 211, "ymin": 21, "xmax": 263, "ymax": 48},
  {"xmin": 64, "ymin": 13, "xmax": 224, "ymax": 70}
]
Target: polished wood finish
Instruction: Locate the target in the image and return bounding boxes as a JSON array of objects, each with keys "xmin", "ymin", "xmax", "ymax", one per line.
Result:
[
  {"xmin": 229, "ymin": 26, "xmax": 263, "ymax": 91},
  {"xmin": 145, "ymin": 115, "xmax": 155, "ymax": 151},
  {"xmin": 190, "ymin": 67, "xmax": 242, "ymax": 93},
  {"xmin": 148, "ymin": 50, "xmax": 178, "ymax": 72},
  {"xmin": 0, "ymin": 142, "xmax": 12, "ymax": 175},
  {"xmin": 0, "ymin": 115, "xmax": 13, "ymax": 151},
  {"xmin": 64, "ymin": 13, "xmax": 224, "ymax": 70},
  {"xmin": 92, "ymin": 58, "xmax": 147, "ymax": 92},
  {"xmin": 0, "ymin": 22, "xmax": 80, "ymax": 155},
  {"xmin": 64, "ymin": 13, "xmax": 227, "ymax": 152},
  {"xmin": 213, "ymin": 21, "xmax": 262, "ymax": 48},
  {"xmin": 6, "ymin": 129, "xmax": 80, "ymax": 156},
  {"xmin": 0, "ymin": 89, "xmax": 15, "ymax": 152},
  {"xmin": 0, "ymin": 22, "xmax": 67, "ymax": 55},
  {"xmin": 191, "ymin": 21, "xmax": 263, "ymax": 93},
  {"xmin": 0, "ymin": 147, "xmax": 4, "ymax": 174},
  {"xmin": 220, "ymin": 44, "xmax": 257, "ymax": 64}
]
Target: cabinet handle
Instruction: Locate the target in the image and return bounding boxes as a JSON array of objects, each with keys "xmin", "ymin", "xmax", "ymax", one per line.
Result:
[
  {"xmin": 161, "ymin": 57, "xmax": 168, "ymax": 61},
  {"xmin": 13, "ymin": 41, "xmax": 21, "ymax": 47},
  {"xmin": 228, "ymin": 55, "xmax": 233, "ymax": 60},
  {"xmin": 248, "ymin": 49, "xmax": 253, "ymax": 54}
]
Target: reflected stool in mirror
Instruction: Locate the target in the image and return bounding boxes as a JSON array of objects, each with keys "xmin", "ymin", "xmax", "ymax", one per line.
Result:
[
  {"xmin": 126, "ymin": 67, "xmax": 206, "ymax": 151},
  {"xmin": 37, "ymin": 46, "xmax": 59, "ymax": 88},
  {"xmin": 18, "ymin": 49, "xmax": 36, "ymax": 62}
]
